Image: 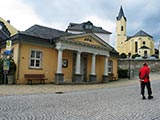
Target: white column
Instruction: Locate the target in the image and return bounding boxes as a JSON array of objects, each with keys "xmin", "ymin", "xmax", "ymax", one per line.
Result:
[
  {"xmin": 91, "ymin": 54, "xmax": 96, "ymax": 75},
  {"xmin": 57, "ymin": 49, "xmax": 63, "ymax": 73},
  {"xmin": 75, "ymin": 51, "xmax": 81, "ymax": 74},
  {"xmin": 104, "ymin": 56, "xmax": 108, "ymax": 76}
]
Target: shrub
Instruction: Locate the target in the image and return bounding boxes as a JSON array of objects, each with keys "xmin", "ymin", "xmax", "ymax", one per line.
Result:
[
  {"xmin": 119, "ymin": 53, "xmax": 127, "ymax": 58},
  {"xmin": 8, "ymin": 58, "xmax": 16, "ymax": 75},
  {"xmin": 118, "ymin": 68, "xmax": 128, "ymax": 78},
  {"xmin": 0, "ymin": 58, "xmax": 16, "ymax": 84},
  {"xmin": 132, "ymin": 54, "xmax": 140, "ymax": 59}
]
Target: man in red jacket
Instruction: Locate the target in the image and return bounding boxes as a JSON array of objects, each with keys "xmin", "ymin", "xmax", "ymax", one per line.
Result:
[{"xmin": 139, "ymin": 62, "xmax": 153, "ymax": 100}]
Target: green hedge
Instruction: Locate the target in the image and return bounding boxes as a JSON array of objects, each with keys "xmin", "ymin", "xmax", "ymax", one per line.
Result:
[{"xmin": 118, "ymin": 69, "xmax": 128, "ymax": 78}]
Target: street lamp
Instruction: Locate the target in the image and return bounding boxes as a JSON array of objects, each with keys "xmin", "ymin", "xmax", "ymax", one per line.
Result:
[{"xmin": 128, "ymin": 53, "xmax": 131, "ymax": 79}]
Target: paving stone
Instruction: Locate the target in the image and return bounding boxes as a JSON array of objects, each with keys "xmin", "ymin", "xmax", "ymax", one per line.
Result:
[{"xmin": 0, "ymin": 72, "xmax": 160, "ymax": 119}]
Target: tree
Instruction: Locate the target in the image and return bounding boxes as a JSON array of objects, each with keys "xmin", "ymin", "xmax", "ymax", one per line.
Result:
[{"xmin": 132, "ymin": 54, "xmax": 140, "ymax": 59}]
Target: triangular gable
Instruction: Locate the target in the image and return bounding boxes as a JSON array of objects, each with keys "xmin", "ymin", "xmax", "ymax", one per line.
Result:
[
  {"xmin": 60, "ymin": 33, "xmax": 113, "ymax": 50},
  {"xmin": 72, "ymin": 35, "xmax": 104, "ymax": 46}
]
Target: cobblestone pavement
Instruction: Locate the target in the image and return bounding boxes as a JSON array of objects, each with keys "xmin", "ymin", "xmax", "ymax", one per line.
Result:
[{"xmin": 0, "ymin": 73, "xmax": 160, "ymax": 120}]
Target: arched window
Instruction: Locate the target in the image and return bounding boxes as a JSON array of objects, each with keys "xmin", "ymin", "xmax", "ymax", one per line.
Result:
[
  {"xmin": 135, "ymin": 42, "xmax": 138, "ymax": 52},
  {"xmin": 144, "ymin": 50, "xmax": 147, "ymax": 57}
]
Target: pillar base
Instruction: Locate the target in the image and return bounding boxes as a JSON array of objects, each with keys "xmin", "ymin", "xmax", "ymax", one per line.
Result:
[
  {"xmin": 55, "ymin": 73, "xmax": 64, "ymax": 84},
  {"xmin": 89, "ymin": 74, "xmax": 97, "ymax": 82},
  {"xmin": 73, "ymin": 74, "xmax": 82, "ymax": 83},
  {"xmin": 102, "ymin": 75, "xmax": 109, "ymax": 83}
]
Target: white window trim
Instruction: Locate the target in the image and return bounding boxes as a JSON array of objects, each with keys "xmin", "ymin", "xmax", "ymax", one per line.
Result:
[{"xmin": 29, "ymin": 49, "xmax": 43, "ymax": 69}]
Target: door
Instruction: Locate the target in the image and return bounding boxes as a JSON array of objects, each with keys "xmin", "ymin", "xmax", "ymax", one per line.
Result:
[
  {"xmin": 72, "ymin": 52, "xmax": 88, "ymax": 82},
  {"xmin": 81, "ymin": 53, "xmax": 88, "ymax": 82}
]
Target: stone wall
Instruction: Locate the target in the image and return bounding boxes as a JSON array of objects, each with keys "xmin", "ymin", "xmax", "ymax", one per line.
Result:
[{"xmin": 118, "ymin": 59, "xmax": 160, "ymax": 78}]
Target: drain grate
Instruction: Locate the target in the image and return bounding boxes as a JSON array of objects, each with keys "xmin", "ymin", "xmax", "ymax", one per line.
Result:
[{"xmin": 55, "ymin": 92, "xmax": 64, "ymax": 94}]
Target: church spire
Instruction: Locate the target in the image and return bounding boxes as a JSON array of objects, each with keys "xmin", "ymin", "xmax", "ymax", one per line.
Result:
[{"xmin": 116, "ymin": 6, "xmax": 127, "ymax": 21}]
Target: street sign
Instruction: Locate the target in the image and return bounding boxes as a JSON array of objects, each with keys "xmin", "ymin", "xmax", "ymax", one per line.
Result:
[
  {"xmin": 6, "ymin": 40, "xmax": 12, "ymax": 52},
  {"xmin": 3, "ymin": 60, "xmax": 10, "ymax": 71}
]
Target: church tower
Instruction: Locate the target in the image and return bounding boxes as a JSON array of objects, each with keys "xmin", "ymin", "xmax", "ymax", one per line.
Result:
[{"xmin": 116, "ymin": 6, "xmax": 127, "ymax": 54}]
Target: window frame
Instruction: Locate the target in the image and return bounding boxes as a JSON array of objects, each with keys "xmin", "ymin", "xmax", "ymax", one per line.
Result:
[
  {"xmin": 108, "ymin": 60, "xmax": 113, "ymax": 73},
  {"xmin": 29, "ymin": 49, "xmax": 43, "ymax": 69}
]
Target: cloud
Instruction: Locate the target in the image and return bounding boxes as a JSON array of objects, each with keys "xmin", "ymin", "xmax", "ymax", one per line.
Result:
[
  {"xmin": 1, "ymin": 0, "xmax": 160, "ymax": 48},
  {"xmin": 0, "ymin": 0, "xmax": 44, "ymax": 30}
]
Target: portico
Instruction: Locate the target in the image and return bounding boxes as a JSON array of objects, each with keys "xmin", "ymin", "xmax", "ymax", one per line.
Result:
[{"xmin": 55, "ymin": 33, "xmax": 111, "ymax": 84}]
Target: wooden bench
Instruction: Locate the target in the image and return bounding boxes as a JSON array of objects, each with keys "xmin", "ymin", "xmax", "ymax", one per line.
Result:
[{"xmin": 24, "ymin": 74, "xmax": 47, "ymax": 85}]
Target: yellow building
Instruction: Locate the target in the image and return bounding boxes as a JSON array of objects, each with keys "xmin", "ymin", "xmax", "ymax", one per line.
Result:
[
  {"xmin": 0, "ymin": 22, "xmax": 119, "ymax": 84},
  {"xmin": 0, "ymin": 17, "xmax": 18, "ymax": 37},
  {"xmin": 116, "ymin": 6, "xmax": 155, "ymax": 58}
]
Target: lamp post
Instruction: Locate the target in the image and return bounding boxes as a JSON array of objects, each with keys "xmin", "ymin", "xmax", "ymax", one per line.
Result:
[{"xmin": 128, "ymin": 53, "xmax": 131, "ymax": 80}]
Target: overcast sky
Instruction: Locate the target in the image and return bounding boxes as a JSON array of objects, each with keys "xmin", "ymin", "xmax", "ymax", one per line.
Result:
[{"xmin": 0, "ymin": 0, "xmax": 160, "ymax": 47}]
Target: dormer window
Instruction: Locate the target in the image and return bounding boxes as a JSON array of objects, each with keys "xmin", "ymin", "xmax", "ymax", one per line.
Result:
[{"xmin": 83, "ymin": 21, "xmax": 93, "ymax": 30}]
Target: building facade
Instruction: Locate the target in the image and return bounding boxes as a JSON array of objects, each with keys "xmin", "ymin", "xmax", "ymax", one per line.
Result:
[
  {"xmin": 0, "ymin": 20, "xmax": 119, "ymax": 84},
  {"xmin": 116, "ymin": 6, "xmax": 155, "ymax": 58}
]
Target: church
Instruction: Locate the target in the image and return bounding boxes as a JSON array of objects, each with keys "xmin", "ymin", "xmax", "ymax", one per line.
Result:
[{"xmin": 116, "ymin": 6, "xmax": 155, "ymax": 58}]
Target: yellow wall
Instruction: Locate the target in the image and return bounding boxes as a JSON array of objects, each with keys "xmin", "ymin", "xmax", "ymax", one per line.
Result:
[
  {"xmin": 109, "ymin": 57, "xmax": 118, "ymax": 79},
  {"xmin": 62, "ymin": 50, "xmax": 73, "ymax": 82},
  {"xmin": 116, "ymin": 35, "xmax": 127, "ymax": 54},
  {"xmin": 126, "ymin": 36, "xmax": 155, "ymax": 56},
  {"xmin": 17, "ymin": 43, "xmax": 57, "ymax": 84},
  {"xmin": 1, "ymin": 41, "xmax": 118, "ymax": 84},
  {"xmin": 96, "ymin": 55, "xmax": 105, "ymax": 82},
  {"xmin": 116, "ymin": 17, "xmax": 127, "ymax": 54},
  {"xmin": 116, "ymin": 17, "xmax": 126, "ymax": 36}
]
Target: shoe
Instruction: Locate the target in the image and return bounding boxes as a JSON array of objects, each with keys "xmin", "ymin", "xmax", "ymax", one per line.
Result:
[
  {"xmin": 142, "ymin": 96, "xmax": 146, "ymax": 100},
  {"xmin": 148, "ymin": 96, "xmax": 153, "ymax": 99}
]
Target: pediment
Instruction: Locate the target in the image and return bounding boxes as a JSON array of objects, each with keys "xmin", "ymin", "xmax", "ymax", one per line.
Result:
[
  {"xmin": 72, "ymin": 35, "xmax": 104, "ymax": 46},
  {"xmin": 61, "ymin": 33, "xmax": 112, "ymax": 50}
]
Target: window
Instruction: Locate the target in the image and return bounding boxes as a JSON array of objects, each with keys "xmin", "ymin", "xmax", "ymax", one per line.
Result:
[
  {"xmin": 144, "ymin": 50, "xmax": 147, "ymax": 57},
  {"xmin": 29, "ymin": 50, "xmax": 42, "ymax": 69},
  {"xmin": 121, "ymin": 26, "xmax": 123, "ymax": 31},
  {"xmin": 135, "ymin": 42, "xmax": 138, "ymax": 53},
  {"xmin": 84, "ymin": 38, "xmax": 92, "ymax": 42},
  {"xmin": 108, "ymin": 60, "xmax": 113, "ymax": 73},
  {"xmin": 143, "ymin": 41, "xmax": 145, "ymax": 45}
]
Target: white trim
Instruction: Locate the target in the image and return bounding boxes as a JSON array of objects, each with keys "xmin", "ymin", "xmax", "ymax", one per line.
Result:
[
  {"xmin": 29, "ymin": 49, "xmax": 43, "ymax": 69},
  {"xmin": 56, "ymin": 41, "xmax": 110, "ymax": 56},
  {"xmin": 75, "ymin": 51, "xmax": 81, "ymax": 74},
  {"xmin": 104, "ymin": 56, "xmax": 109, "ymax": 75},
  {"xmin": 91, "ymin": 54, "xmax": 96, "ymax": 75},
  {"xmin": 56, "ymin": 49, "xmax": 63, "ymax": 73}
]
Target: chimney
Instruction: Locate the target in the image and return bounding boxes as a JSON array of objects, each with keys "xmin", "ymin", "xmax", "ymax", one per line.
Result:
[{"xmin": 7, "ymin": 20, "xmax": 10, "ymax": 24}]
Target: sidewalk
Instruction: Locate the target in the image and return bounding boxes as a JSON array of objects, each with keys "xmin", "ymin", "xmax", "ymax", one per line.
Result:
[{"xmin": 0, "ymin": 72, "xmax": 159, "ymax": 96}]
